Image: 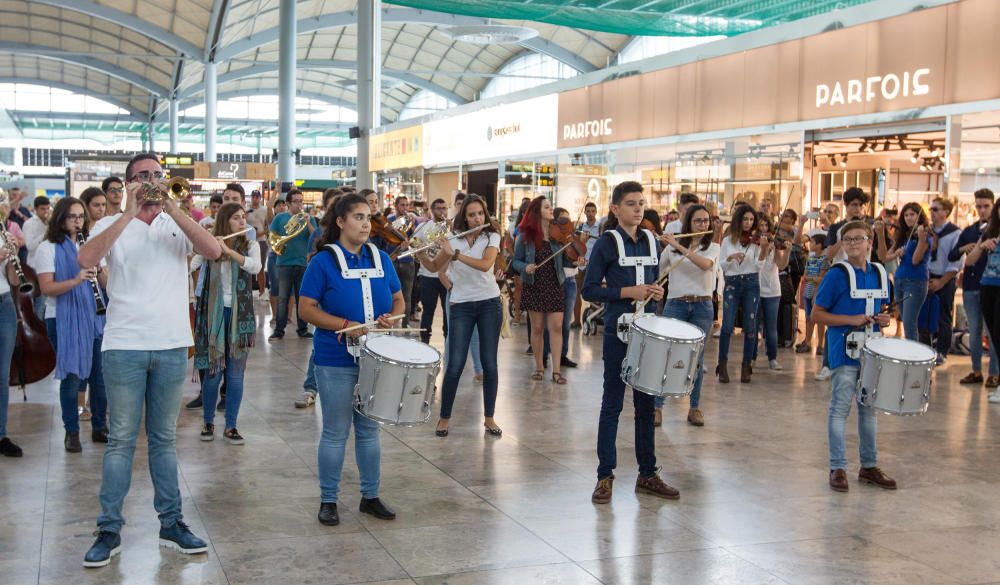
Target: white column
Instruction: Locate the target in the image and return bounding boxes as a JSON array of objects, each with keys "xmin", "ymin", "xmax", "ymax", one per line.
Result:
[
  {"xmin": 169, "ymin": 97, "xmax": 179, "ymax": 153},
  {"xmin": 278, "ymin": 0, "xmax": 297, "ymax": 185},
  {"xmin": 356, "ymin": 0, "xmax": 382, "ymax": 191},
  {"xmin": 205, "ymin": 61, "xmax": 218, "ymax": 162}
]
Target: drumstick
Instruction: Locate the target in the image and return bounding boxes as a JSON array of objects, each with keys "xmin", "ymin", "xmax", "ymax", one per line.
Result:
[
  {"xmin": 633, "ymin": 255, "xmax": 686, "ymax": 315},
  {"xmin": 365, "ymin": 327, "xmax": 427, "ymax": 333},
  {"xmin": 221, "ymin": 227, "xmax": 253, "ymax": 240},
  {"xmin": 335, "ymin": 314, "xmax": 405, "ymax": 334}
]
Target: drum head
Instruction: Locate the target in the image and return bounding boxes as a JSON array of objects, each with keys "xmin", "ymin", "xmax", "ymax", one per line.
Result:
[
  {"xmin": 634, "ymin": 315, "xmax": 704, "ymax": 340},
  {"xmin": 365, "ymin": 336, "xmax": 440, "ymax": 364},
  {"xmin": 865, "ymin": 337, "xmax": 936, "ymax": 361}
]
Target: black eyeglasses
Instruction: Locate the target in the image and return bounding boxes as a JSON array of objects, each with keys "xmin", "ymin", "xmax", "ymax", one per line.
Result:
[
  {"xmin": 130, "ymin": 170, "xmax": 164, "ymax": 181},
  {"xmin": 66, "ymin": 213, "xmax": 86, "ymax": 221}
]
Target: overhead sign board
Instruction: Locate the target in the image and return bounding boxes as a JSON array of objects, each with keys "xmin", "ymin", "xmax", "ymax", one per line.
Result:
[{"xmin": 369, "ymin": 124, "xmax": 423, "ymax": 172}]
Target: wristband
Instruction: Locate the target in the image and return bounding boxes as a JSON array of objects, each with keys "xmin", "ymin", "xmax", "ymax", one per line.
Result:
[{"xmin": 452, "ymin": 250, "xmax": 461, "ymax": 262}]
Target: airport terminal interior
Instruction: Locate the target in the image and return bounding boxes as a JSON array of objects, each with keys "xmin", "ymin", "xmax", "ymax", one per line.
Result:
[{"xmin": 3, "ymin": 1, "xmax": 1000, "ymax": 584}]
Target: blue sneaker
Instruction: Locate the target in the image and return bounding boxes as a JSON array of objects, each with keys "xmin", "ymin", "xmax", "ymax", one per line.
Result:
[
  {"xmin": 158, "ymin": 521, "xmax": 208, "ymax": 555},
  {"xmin": 83, "ymin": 530, "xmax": 121, "ymax": 568}
]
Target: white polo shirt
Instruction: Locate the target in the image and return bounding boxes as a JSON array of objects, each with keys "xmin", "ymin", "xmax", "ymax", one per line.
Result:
[{"xmin": 92, "ymin": 212, "xmax": 193, "ymax": 351}]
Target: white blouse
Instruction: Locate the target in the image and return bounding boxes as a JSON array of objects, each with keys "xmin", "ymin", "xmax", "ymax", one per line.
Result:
[
  {"xmin": 758, "ymin": 249, "xmax": 781, "ymax": 298},
  {"xmin": 663, "ymin": 243, "xmax": 720, "ymax": 299},
  {"xmin": 719, "ymin": 237, "xmax": 763, "ymax": 276},
  {"xmin": 192, "ymin": 242, "xmax": 262, "ymax": 308}
]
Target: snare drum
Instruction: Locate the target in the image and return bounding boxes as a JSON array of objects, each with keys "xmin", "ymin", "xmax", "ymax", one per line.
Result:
[
  {"xmin": 858, "ymin": 337, "xmax": 935, "ymax": 416},
  {"xmin": 354, "ymin": 336, "xmax": 441, "ymax": 426},
  {"xmin": 621, "ymin": 316, "xmax": 706, "ymax": 397}
]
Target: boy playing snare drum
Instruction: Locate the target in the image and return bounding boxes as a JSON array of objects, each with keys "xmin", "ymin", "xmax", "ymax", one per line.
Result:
[{"xmin": 812, "ymin": 220, "xmax": 897, "ymax": 493}]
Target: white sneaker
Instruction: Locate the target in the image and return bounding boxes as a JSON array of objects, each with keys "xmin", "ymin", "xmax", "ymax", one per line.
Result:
[
  {"xmin": 295, "ymin": 391, "xmax": 317, "ymax": 409},
  {"xmin": 989, "ymin": 392, "xmax": 1000, "ymax": 404},
  {"xmin": 712, "ymin": 329, "xmax": 721, "ymax": 338},
  {"xmin": 769, "ymin": 360, "xmax": 783, "ymax": 371},
  {"xmin": 815, "ymin": 366, "xmax": 832, "ymax": 381}
]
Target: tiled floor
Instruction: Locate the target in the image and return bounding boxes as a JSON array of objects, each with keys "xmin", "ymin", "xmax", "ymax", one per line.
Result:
[{"xmin": 3, "ymin": 303, "xmax": 1000, "ymax": 585}]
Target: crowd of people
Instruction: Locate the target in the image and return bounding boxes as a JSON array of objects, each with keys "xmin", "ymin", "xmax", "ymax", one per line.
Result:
[{"xmin": 0, "ymin": 153, "xmax": 998, "ymax": 569}]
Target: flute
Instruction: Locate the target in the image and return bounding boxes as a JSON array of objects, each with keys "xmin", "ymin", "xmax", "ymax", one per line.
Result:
[
  {"xmin": 221, "ymin": 227, "xmax": 253, "ymax": 241},
  {"xmin": 397, "ymin": 224, "xmax": 489, "ymax": 259}
]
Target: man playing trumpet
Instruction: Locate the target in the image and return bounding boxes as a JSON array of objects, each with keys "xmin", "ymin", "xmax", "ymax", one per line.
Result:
[{"xmin": 78, "ymin": 153, "xmax": 221, "ymax": 568}]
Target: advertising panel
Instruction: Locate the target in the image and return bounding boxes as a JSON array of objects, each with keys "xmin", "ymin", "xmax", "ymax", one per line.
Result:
[{"xmin": 369, "ymin": 124, "xmax": 423, "ymax": 172}]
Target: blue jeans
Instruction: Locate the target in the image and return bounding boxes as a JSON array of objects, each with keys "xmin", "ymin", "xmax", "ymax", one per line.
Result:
[
  {"xmin": 303, "ymin": 350, "xmax": 318, "ymax": 392},
  {"xmin": 753, "ymin": 296, "xmax": 780, "ymax": 362},
  {"xmin": 59, "ymin": 337, "xmax": 108, "ymax": 433},
  {"xmin": 895, "ymin": 277, "xmax": 928, "ymax": 342},
  {"xmin": 963, "ymin": 289, "xmax": 1000, "ymax": 376},
  {"xmin": 266, "ymin": 251, "xmax": 278, "ymax": 296},
  {"xmin": 656, "ymin": 299, "xmax": 714, "ymax": 409},
  {"xmin": 719, "ymin": 274, "xmax": 760, "ymax": 363},
  {"xmin": 444, "ymin": 293, "xmax": 482, "ymax": 375},
  {"xmin": 315, "ymin": 365, "xmax": 380, "ymax": 503},
  {"xmin": 201, "ymin": 308, "xmax": 248, "ymax": 429},
  {"xmin": 0, "ymin": 294, "xmax": 16, "ymax": 438},
  {"xmin": 97, "ymin": 348, "xmax": 188, "ymax": 533},
  {"xmin": 828, "ymin": 365, "xmax": 877, "ymax": 470},
  {"xmin": 440, "ymin": 297, "xmax": 501, "ymax": 419},
  {"xmin": 276, "ymin": 264, "xmax": 307, "ymax": 336},
  {"xmin": 597, "ymin": 333, "xmax": 656, "ymax": 479}
]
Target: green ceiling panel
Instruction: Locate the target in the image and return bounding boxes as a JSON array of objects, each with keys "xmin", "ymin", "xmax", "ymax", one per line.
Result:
[{"xmin": 387, "ymin": 0, "xmax": 876, "ymax": 36}]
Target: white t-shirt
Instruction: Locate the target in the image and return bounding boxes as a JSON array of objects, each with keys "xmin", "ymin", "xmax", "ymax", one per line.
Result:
[
  {"xmin": 664, "ymin": 219, "xmax": 683, "ymax": 235},
  {"xmin": 449, "ymin": 231, "xmax": 501, "ymax": 304},
  {"xmin": 23, "ymin": 215, "xmax": 46, "ymax": 268},
  {"xmin": 664, "ymin": 243, "xmax": 720, "ymax": 299},
  {"xmin": 759, "ymin": 249, "xmax": 781, "ymax": 298},
  {"xmin": 192, "ymin": 242, "xmax": 262, "ymax": 307},
  {"xmin": 246, "ymin": 207, "xmax": 267, "ymax": 241},
  {"xmin": 199, "ymin": 216, "xmax": 216, "ymax": 230},
  {"xmin": 34, "ymin": 239, "xmax": 74, "ymax": 319},
  {"xmin": 92, "ymin": 212, "xmax": 194, "ymax": 351}
]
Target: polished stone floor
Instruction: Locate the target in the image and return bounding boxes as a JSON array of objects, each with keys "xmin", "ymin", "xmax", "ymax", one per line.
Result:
[{"xmin": 3, "ymin": 301, "xmax": 1000, "ymax": 585}]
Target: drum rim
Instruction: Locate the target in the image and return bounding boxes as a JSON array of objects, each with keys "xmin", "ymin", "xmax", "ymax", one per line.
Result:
[
  {"xmin": 863, "ymin": 337, "xmax": 937, "ymax": 362},
  {"xmin": 360, "ymin": 340, "xmax": 442, "ymax": 366},
  {"xmin": 631, "ymin": 316, "xmax": 705, "ymax": 342},
  {"xmin": 860, "ymin": 345, "xmax": 936, "ymax": 367},
  {"xmin": 628, "ymin": 327, "xmax": 705, "ymax": 345}
]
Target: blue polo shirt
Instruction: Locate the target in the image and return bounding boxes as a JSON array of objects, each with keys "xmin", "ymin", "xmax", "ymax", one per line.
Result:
[
  {"xmin": 581, "ymin": 226, "xmax": 660, "ymax": 335},
  {"xmin": 270, "ymin": 211, "xmax": 318, "ymax": 267},
  {"xmin": 300, "ymin": 243, "xmax": 401, "ymax": 367},
  {"xmin": 815, "ymin": 262, "xmax": 889, "ymax": 370},
  {"xmin": 893, "ymin": 236, "xmax": 931, "ymax": 281}
]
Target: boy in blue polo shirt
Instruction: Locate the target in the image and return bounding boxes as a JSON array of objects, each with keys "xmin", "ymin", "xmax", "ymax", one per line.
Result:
[{"xmin": 812, "ymin": 220, "xmax": 897, "ymax": 493}]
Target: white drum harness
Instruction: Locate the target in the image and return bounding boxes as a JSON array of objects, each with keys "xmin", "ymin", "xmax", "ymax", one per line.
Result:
[
  {"xmin": 607, "ymin": 229, "xmax": 659, "ymax": 343},
  {"xmin": 835, "ymin": 260, "xmax": 889, "ymax": 360},
  {"xmin": 325, "ymin": 243, "xmax": 386, "ymax": 358}
]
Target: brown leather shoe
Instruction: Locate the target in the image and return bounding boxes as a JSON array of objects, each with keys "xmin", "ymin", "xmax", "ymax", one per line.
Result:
[
  {"xmin": 987, "ymin": 376, "xmax": 1000, "ymax": 389},
  {"xmin": 858, "ymin": 466, "xmax": 897, "ymax": 490},
  {"xmin": 635, "ymin": 472, "xmax": 680, "ymax": 500},
  {"xmin": 687, "ymin": 408, "xmax": 704, "ymax": 427},
  {"xmin": 960, "ymin": 372, "xmax": 984, "ymax": 385},
  {"xmin": 716, "ymin": 361, "xmax": 729, "ymax": 384},
  {"xmin": 591, "ymin": 475, "xmax": 614, "ymax": 504},
  {"xmin": 829, "ymin": 469, "xmax": 849, "ymax": 492},
  {"xmin": 653, "ymin": 408, "xmax": 662, "ymax": 427},
  {"xmin": 741, "ymin": 361, "xmax": 752, "ymax": 383}
]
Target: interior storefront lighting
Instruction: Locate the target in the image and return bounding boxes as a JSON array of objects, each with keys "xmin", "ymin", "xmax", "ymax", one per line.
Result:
[
  {"xmin": 865, "ymin": 141, "xmax": 875, "ymax": 153},
  {"xmin": 897, "ymin": 137, "xmax": 908, "ymax": 151},
  {"xmin": 882, "ymin": 139, "xmax": 891, "ymax": 151},
  {"xmin": 858, "ymin": 141, "xmax": 868, "ymax": 153},
  {"xmin": 919, "ymin": 160, "xmax": 928, "ymax": 171},
  {"xmin": 828, "ymin": 154, "xmax": 837, "ymax": 166},
  {"xmin": 910, "ymin": 150, "xmax": 920, "ymax": 163},
  {"xmin": 839, "ymin": 154, "xmax": 848, "ymax": 168},
  {"xmin": 979, "ymin": 167, "xmax": 987, "ymax": 174}
]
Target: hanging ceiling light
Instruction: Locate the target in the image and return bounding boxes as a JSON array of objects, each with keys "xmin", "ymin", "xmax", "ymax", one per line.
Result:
[
  {"xmin": 858, "ymin": 140, "xmax": 869, "ymax": 153},
  {"xmin": 882, "ymin": 139, "xmax": 891, "ymax": 151},
  {"xmin": 910, "ymin": 150, "xmax": 920, "ymax": 163},
  {"xmin": 444, "ymin": 25, "xmax": 539, "ymax": 44},
  {"xmin": 828, "ymin": 154, "xmax": 837, "ymax": 166},
  {"xmin": 839, "ymin": 154, "xmax": 848, "ymax": 168},
  {"xmin": 897, "ymin": 136, "xmax": 908, "ymax": 151}
]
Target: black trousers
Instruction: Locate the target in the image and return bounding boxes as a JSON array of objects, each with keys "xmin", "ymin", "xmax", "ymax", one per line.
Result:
[{"xmin": 418, "ymin": 275, "xmax": 449, "ymax": 344}]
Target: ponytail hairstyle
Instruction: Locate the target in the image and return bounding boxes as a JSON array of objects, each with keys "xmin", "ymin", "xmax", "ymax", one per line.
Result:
[{"xmin": 319, "ymin": 193, "xmax": 369, "ymax": 248}]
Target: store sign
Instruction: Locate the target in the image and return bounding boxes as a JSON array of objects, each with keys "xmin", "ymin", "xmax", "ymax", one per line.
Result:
[
  {"xmin": 557, "ymin": 0, "xmax": 1000, "ymax": 149},
  {"xmin": 369, "ymin": 124, "xmax": 423, "ymax": 172},
  {"xmin": 423, "ymin": 95, "xmax": 557, "ymax": 167}
]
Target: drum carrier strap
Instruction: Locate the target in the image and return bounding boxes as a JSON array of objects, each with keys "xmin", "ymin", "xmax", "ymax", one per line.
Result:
[
  {"xmin": 325, "ymin": 242, "xmax": 384, "ymax": 323},
  {"xmin": 607, "ymin": 229, "xmax": 658, "ymax": 285},
  {"xmin": 834, "ymin": 260, "xmax": 888, "ymax": 334}
]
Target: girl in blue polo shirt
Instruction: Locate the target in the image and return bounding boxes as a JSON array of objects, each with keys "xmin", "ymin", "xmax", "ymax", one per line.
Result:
[
  {"xmin": 299, "ymin": 193, "xmax": 404, "ymax": 528},
  {"xmin": 883, "ymin": 202, "xmax": 931, "ymax": 341}
]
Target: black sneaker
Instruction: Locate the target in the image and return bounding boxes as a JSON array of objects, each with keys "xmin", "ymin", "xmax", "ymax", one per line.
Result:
[
  {"xmin": 65, "ymin": 432, "xmax": 82, "ymax": 453},
  {"xmin": 83, "ymin": 530, "xmax": 121, "ymax": 568},
  {"xmin": 318, "ymin": 502, "xmax": 339, "ymax": 526},
  {"xmin": 91, "ymin": 428, "xmax": 109, "ymax": 443},
  {"xmin": 298, "ymin": 331, "xmax": 313, "ymax": 339},
  {"xmin": 200, "ymin": 424, "xmax": 214, "ymax": 442},
  {"xmin": 0, "ymin": 437, "xmax": 23, "ymax": 457},
  {"xmin": 560, "ymin": 356, "xmax": 578, "ymax": 368},
  {"xmin": 525, "ymin": 346, "xmax": 533, "ymax": 355},
  {"xmin": 268, "ymin": 332, "xmax": 284, "ymax": 340},
  {"xmin": 184, "ymin": 395, "xmax": 203, "ymax": 410},
  {"xmin": 359, "ymin": 497, "xmax": 396, "ymax": 520}
]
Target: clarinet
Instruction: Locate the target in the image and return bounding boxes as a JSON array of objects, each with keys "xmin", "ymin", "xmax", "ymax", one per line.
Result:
[
  {"xmin": 76, "ymin": 231, "xmax": 107, "ymax": 315},
  {"xmin": 0, "ymin": 216, "xmax": 32, "ymax": 294}
]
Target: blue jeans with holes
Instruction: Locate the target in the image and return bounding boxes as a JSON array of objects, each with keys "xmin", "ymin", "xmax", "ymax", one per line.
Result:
[
  {"xmin": 895, "ymin": 277, "xmax": 928, "ymax": 342},
  {"xmin": 440, "ymin": 297, "xmax": 501, "ymax": 419},
  {"xmin": 963, "ymin": 289, "xmax": 1000, "ymax": 376},
  {"xmin": 97, "ymin": 348, "xmax": 188, "ymax": 533},
  {"xmin": 0, "ymin": 294, "xmax": 16, "ymax": 439},
  {"xmin": 828, "ymin": 365, "xmax": 877, "ymax": 470},
  {"xmin": 316, "ymin": 365, "xmax": 380, "ymax": 503},
  {"xmin": 656, "ymin": 299, "xmax": 714, "ymax": 409},
  {"xmin": 201, "ymin": 308, "xmax": 248, "ymax": 430},
  {"xmin": 753, "ymin": 296, "xmax": 781, "ymax": 362},
  {"xmin": 47, "ymin": 317, "xmax": 108, "ymax": 433},
  {"xmin": 719, "ymin": 273, "xmax": 760, "ymax": 364}
]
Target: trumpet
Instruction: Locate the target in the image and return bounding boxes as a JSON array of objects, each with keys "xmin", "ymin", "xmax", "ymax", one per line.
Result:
[
  {"xmin": 136, "ymin": 176, "xmax": 190, "ymax": 203},
  {"xmin": 269, "ymin": 211, "xmax": 309, "ymax": 255}
]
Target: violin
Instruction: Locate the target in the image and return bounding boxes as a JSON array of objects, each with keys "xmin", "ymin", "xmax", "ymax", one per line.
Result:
[
  {"xmin": 548, "ymin": 217, "xmax": 587, "ymax": 262},
  {"xmin": 370, "ymin": 213, "xmax": 406, "ymax": 247}
]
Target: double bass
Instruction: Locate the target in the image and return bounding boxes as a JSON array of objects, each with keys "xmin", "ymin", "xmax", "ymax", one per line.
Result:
[{"xmin": 0, "ymin": 198, "xmax": 56, "ymax": 396}]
